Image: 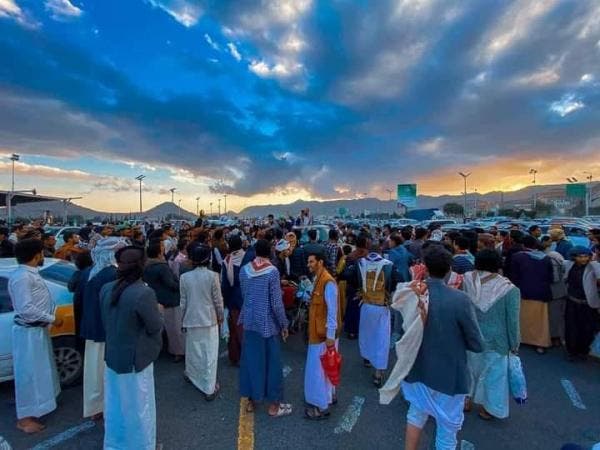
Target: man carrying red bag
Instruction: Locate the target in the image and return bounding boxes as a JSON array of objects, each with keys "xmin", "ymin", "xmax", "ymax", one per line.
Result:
[{"xmin": 304, "ymin": 251, "xmax": 342, "ymax": 420}]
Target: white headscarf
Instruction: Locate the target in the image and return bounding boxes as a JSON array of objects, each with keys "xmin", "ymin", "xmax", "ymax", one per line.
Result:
[
  {"xmin": 88, "ymin": 237, "xmax": 126, "ymax": 281},
  {"xmin": 463, "ymin": 270, "xmax": 514, "ymax": 313}
]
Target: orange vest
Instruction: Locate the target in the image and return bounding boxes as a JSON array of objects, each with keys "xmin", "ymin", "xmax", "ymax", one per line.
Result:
[{"xmin": 308, "ymin": 270, "xmax": 342, "ymax": 344}]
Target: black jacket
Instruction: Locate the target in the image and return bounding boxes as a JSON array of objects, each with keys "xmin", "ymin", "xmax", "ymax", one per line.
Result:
[
  {"xmin": 101, "ymin": 280, "xmax": 163, "ymax": 374},
  {"xmin": 80, "ymin": 266, "xmax": 118, "ymax": 342},
  {"xmin": 143, "ymin": 259, "xmax": 180, "ymax": 307}
]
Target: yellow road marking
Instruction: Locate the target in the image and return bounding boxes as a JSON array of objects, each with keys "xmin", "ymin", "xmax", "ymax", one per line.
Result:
[{"xmin": 237, "ymin": 397, "xmax": 254, "ymax": 450}]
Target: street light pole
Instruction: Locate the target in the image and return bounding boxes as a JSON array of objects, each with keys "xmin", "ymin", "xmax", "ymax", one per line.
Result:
[
  {"xmin": 529, "ymin": 169, "xmax": 538, "ymax": 211},
  {"xmin": 224, "ymin": 194, "xmax": 228, "ymax": 216},
  {"xmin": 218, "ymin": 198, "xmax": 221, "ymax": 216},
  {"xmin": 584, "ymin": 172, "xmax": 593, "ymax": 216},
  {"xmin": 169, "ymin": 188, "xmax": 176, "ymax": 203},
  {"xmin": 135, "ymin": 174, "xmax": 145, "ymax": 215},
  {"xmin": 196, "ymin": 197, "xmax": 200, "ymax": 216},
  {"xmin": 178, "ymin": 199, "xmax": 182, "ymax": 218},
  {"xmin": 458, "ymin": 172, "xmax": 471, "ymax": 222},
  {"xmin": 10, "ymin": 154, "xmax": 19, "ymax": 193}
]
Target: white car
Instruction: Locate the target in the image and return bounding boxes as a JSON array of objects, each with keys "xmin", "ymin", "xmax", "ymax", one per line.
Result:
[
  {"xmin": 43, "ymin": 226, "xmax": 81, "ymax": 248},
  {"xmin": 0, "ymin": 258, "xmax": 83, "ymax": 386}
]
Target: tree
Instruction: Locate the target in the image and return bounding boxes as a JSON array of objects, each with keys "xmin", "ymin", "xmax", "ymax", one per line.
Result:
[{"xmin": 443, "ymin": 202, "xmax": 464, "ymax": 217}]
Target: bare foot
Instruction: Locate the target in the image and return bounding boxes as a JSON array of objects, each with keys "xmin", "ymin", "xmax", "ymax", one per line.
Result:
[{"xmin": 17, "ymin": 417, "xmax": 46, "ymax": 434}]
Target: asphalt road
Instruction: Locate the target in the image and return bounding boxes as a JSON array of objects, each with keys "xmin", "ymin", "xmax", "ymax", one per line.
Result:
[{"xmin": 1, "ymin": 333, "xmax": 599, "ymax": 450}]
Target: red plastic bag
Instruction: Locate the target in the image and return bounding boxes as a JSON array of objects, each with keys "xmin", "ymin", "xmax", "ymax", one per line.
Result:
[{"xmin": 320, "ymin": 346, "xmax": 342, "ymax": 386}]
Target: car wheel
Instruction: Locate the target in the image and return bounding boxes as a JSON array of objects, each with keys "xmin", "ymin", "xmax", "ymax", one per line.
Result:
[{"xmin": 52, "ymin": 336, "xmax": 83, "ymax": 387}]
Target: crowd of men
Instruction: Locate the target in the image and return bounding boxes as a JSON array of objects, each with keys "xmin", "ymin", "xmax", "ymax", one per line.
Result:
[{"xmin": 5, "ymin": 212, "xmax": 600, "ymax": 449}]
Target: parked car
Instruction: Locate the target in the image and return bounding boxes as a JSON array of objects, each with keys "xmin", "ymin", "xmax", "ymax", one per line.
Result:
[
  {"xmin": 0, "ymin": 258, "xmax": 83, "ymax": 387},
  {"xmin": 292, "ymin": 225, "xmax": 330, "ymax": 244},
  {"xmin": 44, "ymin": 226, "xmax": 81, "ymax": 248}
]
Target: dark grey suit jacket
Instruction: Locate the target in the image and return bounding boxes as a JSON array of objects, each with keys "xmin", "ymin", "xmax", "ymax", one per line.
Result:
[
  {"xmin": 405, "ymin": 277, "xmax": 484, "ymax": 396},
  {"xmin": 101, "ymin": 279, "xmax": 163, "ymax": 374}
]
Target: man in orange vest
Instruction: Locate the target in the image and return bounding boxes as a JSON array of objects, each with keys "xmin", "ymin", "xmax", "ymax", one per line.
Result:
[{"xmin": 304, "ymin": 251, "xmax": 341, "ymax": 420}]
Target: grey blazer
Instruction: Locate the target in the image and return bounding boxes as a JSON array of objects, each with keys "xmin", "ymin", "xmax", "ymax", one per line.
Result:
[
  {"xmin": 405, "ymin": 277, "xmax": 484, "ymax": 396},
  {"xmin": 101, "ymin": 280, "xmax": 163, "ymax": 374}
]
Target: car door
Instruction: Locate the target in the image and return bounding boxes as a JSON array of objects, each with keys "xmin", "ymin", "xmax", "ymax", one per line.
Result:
[{"xmin": 0, "ymin": 276, "xmax": 15, "ymax": 381}]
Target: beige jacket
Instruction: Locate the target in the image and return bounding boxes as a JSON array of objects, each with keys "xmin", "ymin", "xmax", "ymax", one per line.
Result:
[{"xmin": 180, "ymin": 267, "xmax": 224, "ymax": 328}]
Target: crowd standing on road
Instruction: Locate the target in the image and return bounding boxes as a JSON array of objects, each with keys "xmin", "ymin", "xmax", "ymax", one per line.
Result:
[{"xmin": 4, "ymin": 213, "xmax": 600, "ymax": 449}]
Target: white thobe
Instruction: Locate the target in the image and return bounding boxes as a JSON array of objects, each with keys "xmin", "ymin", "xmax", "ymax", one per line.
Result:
[
  {"xmin": 83, "ymin": 340, "xmax": 105, "ymax": 417},
  {"xmin": 9, "ymin": 265, "xmax": 60, "ymax": 419},
  {"xmin": 304, "ymin": 281, "xmax": 338, "ymax": 410},
  {"xmin": 359, "ymin": 304, "xmax": 391, "ymax": 370}
]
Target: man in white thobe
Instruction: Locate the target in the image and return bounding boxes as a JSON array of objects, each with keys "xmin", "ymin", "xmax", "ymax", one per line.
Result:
[
  {"xmin": 304, "ymin": 252, "xmax": 340, "ymax": 420},
  {"xmin": 9, "ymin": 238, "xmax": 61, "ymax": 433}
]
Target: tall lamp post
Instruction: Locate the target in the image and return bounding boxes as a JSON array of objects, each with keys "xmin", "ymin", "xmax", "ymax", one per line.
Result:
[
  {"xmin": 169, "ymin": 188, "xmax": 176, "ymax": 203},
  {"xmin": 529, "ymin": 169, "xmax": 538, "ymax": 211},
  {"xmin": 10, "ymin": 154, "xmax": 19, "ymax": 193},
  {"xmin": 223, "ymin": 194, "xmax": 228, "ymax": 217},
  {"xmin": 196, "ymin": 197, "xmax": 200, "ymax": 216},
  {"xmin": 218, "ymin": 198, "xmax": 221, "ymax": 216},
  {"xmin": 63, "ymin": 196, "xmax": 83, "ymax": 225},
  {"xmin": 135, "ymin": 174, "xmax": 145, "ymax": 215},
  {"xmin": 209, "ymin": 202, "xmax": 213, "ymax": 216},
  {"xmin": 584, "ymin": 171, "xmax": 593, "ymax": 216},
  {"xmin": 178, "ymin": 199, "xmax": 182, "ymax": 218},
  {"xmin": 458, "ymin": 172, "xmax": 471, "ymax": 222}
]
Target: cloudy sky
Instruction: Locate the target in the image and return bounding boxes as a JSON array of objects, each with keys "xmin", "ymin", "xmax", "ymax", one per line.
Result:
[{"xmin": 0, "ymin": 0, "xmax": 599, "ymax": 213}]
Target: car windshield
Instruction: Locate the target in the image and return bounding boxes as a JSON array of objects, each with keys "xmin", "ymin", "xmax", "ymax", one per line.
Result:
[
  {"xmin": 40, "ymin": 261, "xmax": 76, "ymax": 285},
  {"xmin": 44, "ymin": 227, "xmax": 61, "ymax": 236}
]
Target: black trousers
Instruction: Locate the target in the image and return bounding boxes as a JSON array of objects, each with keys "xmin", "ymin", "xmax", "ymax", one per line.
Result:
[{"xmin": 565, "ymin": 300, "xmax": 599, "ymax": 356}]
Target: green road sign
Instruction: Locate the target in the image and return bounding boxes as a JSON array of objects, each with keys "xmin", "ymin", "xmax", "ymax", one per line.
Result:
[{"xmin": 566, "ymin": 183, "xmax": 586, "ymax": 198}]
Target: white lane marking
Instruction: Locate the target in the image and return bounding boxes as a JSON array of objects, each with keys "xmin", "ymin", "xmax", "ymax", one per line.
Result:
[
  {"xmin": 461, "ymin": 440, "xmax": 476, "ymax": 450},
  {"xmin": 282, "ymin": 365, "xmax": 292, "ymax": 378},
  {"xmin": 219, "ymin": 350, "xmax": 228, "ymax": 359},
  {"xmin": 561, "ymin": 379, "xmax": 587, "ymax": 410},
  {"xmin": 334, "ymin": 396, "xmax": 365, "ymax": 434},
  {"xmin": 31, "ymin": 421, "xmax": 96, "ymax": 449}
]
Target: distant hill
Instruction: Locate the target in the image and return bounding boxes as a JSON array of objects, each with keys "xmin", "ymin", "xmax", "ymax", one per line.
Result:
[
  {"xmin": 2, "ymin": 182, "xmax": 598, "ymax": 221},
  {"xmin": 238, "ymin": 182, "xmax": 600, "ymax": 217},
  {"xmin": 2, "ymin": 200, "xmax": 197, "ymax": 222}
]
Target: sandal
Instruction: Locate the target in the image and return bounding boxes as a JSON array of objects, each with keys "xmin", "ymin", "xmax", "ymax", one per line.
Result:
[
  {"xmin": 463, "ymin": 398, "xmax": 472, "ymax": 413},
  {"xmin": 330, "ymin": 394, "xmax": 338, "ymax": 406},
  {"xmin": 245, "ymin": 399, "xmax": 255, "ymax": 413},
  {"xmin": 535, "ymin": 347, "xmax": 546, "ymax": 355},
  {"xmin": 304, "ymin": 406, "xmax": 330, "ymax": 421},
  {"xmin": 363, "ymin": 359, "xmax": 373, "ymax": 368},
  {"xmin": 478, "ymin": 407, "xmax": 493, "ymax": 421},
  {"xmin": 372, "ymin": 374, "xmax": 383, "ymax": 388},
  {"xmin": 268, "ymin": 403, "xmax": 293, "ymax": 418},
  {"xmin": 204, "ymin": 383, "xmax": 220, "ymax": 401}
]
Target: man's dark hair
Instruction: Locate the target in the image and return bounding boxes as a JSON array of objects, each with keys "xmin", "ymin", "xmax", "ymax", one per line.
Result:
[
  {"xmin": 400, "ymin": 227, "xmax": 412, "ymax": 242},
  {"xmin": 146, "ymin": 239, "xmax": 162, "ymax": 259},
  {"xmin": 307, "ymin": 229, "xmax": 318, "ymax": 241},
  {"xmin": 342, "ymin": 244, "xmax": 352, "ymax": 255},
  {"xmin": 474, "ymin": 249, "xmax": 502, "ymax": 273},
  {"xmin": 510, "ymin": 230, "xmax": 524, "ymax": 244},
  {"xmin": 356, "ymin": 234, "xmax": 369, "ymax": 249},
  {"xmin": 15, "ymin": 238, "xmax": 44, "ymax": 264},
  {"xmin": 455, "ymin": 236, "xmax": 470, "ymax": 251},
  {"xmin": 195, "ymin": 231, "xmax": 208, "ymax": 244},
  {"xmin": 528, "ymin": 225, "xmax": 540, "ymax": 234},
  {"xmin": 229, "ymin": 235, "xmax": 242, "ymax": 252},
  {"xmin": 63, "ymin": 230, "xmax": 76, "ymax": 243},
  {"xmin": 390, "ymin": 233, "xmax": 404, "ymax": 246},
  {"xmin": 423, "ymin": 245, "xmax": 452, "ymax": 278},
  {"xmin": 522, "ymin": 235, "xmax": 540, "ymax": 250},
  {"xmin": 177, "ymin": 238, "xmax": 189, "ymax": 252},
  {"xmin": 274, "ymin": 228, "xmax": 284, "ymax": 240},
  {"xmin": 307, "ymin": 251, "xmax": 326, "ymax": 262},
  {"xmin": 42, "ymin": 232, "xmax": 54, "ymax": 242},
  {"xmin": 264, "ymin": 229, "xmax": 275, "ymax": 242},
  {"xmin": 0, "ymin": 227, "xmax": 8, "ymax": 237},
  {"xmin": 149, "ymin": 229, "xmax": 164, "ymax": 240},
  {"xmin": 415, "ymin": 227, "xmax": 428, "ymax": 240},
  {"xmin": 329, "ymin": 229, "xmax": 339, "ymax": 241},
  {"xmin": 74, "ymin": 250, "xmax": 93, "ymax": 271},
  {"xmin": 255, "ymin": 239, "xmax": 271, "ymax": 258},
  {"xmin": 213, "ymin": 229, "xmax": 224, "ymax": 240}
]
